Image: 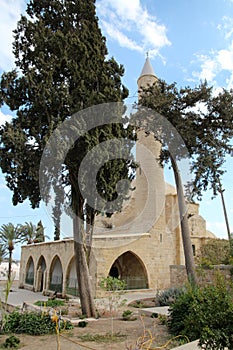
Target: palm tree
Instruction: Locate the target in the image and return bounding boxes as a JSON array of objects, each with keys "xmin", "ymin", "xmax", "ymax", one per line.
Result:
[
  {"xmin": 0, "ymin": 223, "xmax": 22, "ymax": 281},
  {"xmin": 0, "ymin": 244, "xmax": 6, "ymax": 264},
  {"xmin": 20, "ymin": 221, "xmax": 48, "ymax": 244}
]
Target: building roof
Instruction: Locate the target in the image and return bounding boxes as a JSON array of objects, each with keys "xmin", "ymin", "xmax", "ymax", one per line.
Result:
[{"xmin": 139, "ymin": 57, "xmax": 156, "ymax": 78}]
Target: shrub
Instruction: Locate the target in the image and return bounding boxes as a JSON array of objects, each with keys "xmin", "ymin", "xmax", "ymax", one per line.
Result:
[
  {"xmin": 3, "ymin": 310, "xmax": 72, "ymax": 335},
  {"xmin": 156, "ymin": 287, "xmax": 184, "ymax": 306},
  {"xmin": 3, "ymin": 335, "xmax": 20, "ymax": 349},
  {"xmin": 195, "ymin": 238, "xmax": 230, "ymax": 266},
  {"xmin": 78, "ymin": 321, "xmax": 88, "ymax": 328},
  {"xmin": 122, "ymin": 309, "xmax": 136, "ymax": 321},
  {"xmin": 168, "ymin": 276, "xmax": 233, "ymax": 349}
]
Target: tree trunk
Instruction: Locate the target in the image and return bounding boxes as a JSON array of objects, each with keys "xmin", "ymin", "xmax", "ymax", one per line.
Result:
[
  {"xmin": 8, "ymin": 249, "xmax": 12, "ymax": 282},
  {"xmin": 71, "ymin": 177, "xmax": 97, "ymax": 318},
  {"xmin": 86, "ymin": 205, "xmax": 95, "ymax": 265},
  {"xmin": 170, "ymin": 154, "xmax": 197, "ymax": 286}
]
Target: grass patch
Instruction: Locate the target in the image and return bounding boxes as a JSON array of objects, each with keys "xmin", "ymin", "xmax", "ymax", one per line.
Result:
[
  {"xmin": 34, "ymin": 299, "xmax": 65, "ymax": 307},
  {"xmin": 78, "ymin": 332, "xmax": 127, "ymax": 343}
]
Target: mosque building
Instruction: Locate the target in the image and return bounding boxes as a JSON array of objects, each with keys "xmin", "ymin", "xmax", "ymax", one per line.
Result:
[{"xmin": 19, "ymin": 58, "xmax": 215, "ymax": 296}]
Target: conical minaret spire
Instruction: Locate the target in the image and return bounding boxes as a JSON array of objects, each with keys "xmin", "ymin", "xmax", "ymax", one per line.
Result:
[{"xmin": 137, "ymin": 55, "xmax": 158, "ymax": 99}]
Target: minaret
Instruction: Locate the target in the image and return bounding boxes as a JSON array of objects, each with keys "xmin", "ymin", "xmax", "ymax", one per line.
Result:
[
  {"xmin": 137, "ymin": 54, "xmax": 158, "ymax": 99},
  {"xmin": 135, "ymin": 56, "xmax": 165, "ymax": 229}
]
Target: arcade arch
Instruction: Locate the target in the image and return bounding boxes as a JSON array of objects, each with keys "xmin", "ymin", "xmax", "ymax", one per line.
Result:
[
  {"xmin": 108, "ymin": 251, "xmax": 148, "ymax": 290},
  {"xmin": 66, "ymin": 257, "xmax": 79, "ymax": 296},
  {"xmin": 49, "ymin": 255, "xmax": 63, "ymax": 293},
  {"xmin": 36, "ymin": 255, "xmax": 47, "ymax": 292},
  {"xmin": 25, "ymin": 256, "xmax": 34, "ymax": 285}
]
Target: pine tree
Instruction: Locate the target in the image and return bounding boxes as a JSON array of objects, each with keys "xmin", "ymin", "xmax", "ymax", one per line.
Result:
[
  {"xmin": 0, "ymin": 0, "xmax": 135, "ymax": 317},
  {"xmin": 138, "ymin": 79, "xmax": 233, "ymax": 285}
]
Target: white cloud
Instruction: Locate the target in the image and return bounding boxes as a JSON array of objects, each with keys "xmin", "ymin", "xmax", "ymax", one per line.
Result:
[
  {"xmin": 192, "ymin": 16, "xmax": 233, "ymax": 89},
  {"xmin": 217, "ymin": 46, "xmax": 233, "ymax": 71},
  {"xmin": 0, "ymin": 111, "xmax": 12, "ymax": 125},
  {"xmin": 101, "ymin": 21, "xmax": 143, "ymax": 52},
  {"xmin": 0, "ymin": 0, "xmax": 26, "ymax": 71},
  {"xmin": 96, "ymin": 0, "xmax": 170, "ymax": 59}
]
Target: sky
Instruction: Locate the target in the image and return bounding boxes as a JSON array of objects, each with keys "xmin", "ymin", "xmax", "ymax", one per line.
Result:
[{"xmin": 1, "ymin": 0, "xmax": 233, "ymax": 258}]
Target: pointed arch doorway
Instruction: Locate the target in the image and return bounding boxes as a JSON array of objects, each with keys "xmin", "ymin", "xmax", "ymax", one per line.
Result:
[{"xmin": 108, "ymin": 251, "xmax": 148, "ymax": 290}]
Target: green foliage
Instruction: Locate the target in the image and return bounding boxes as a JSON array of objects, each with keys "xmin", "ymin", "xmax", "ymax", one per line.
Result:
[
  {"xmin": 156, "ymin": 287, "xmax": 184, "ymax": 306},
  {"xmin": 130, "ymin": 300, "xmax": 143, "ymax": 308},
  {"xmin": 99, "ymin": 276, "xmax": 126, "ymax": 314},
  {"xmin": 122, "ymin": 309, "xmax": 136, "ymax": 321},
  {"xmin": 168, "ymin": 277, "xmax": 233, "ymax": 349},
  {"xmin": 20, "ymin": 221, "xmax": 48, "ymax": 244},
  {"xmin": 100, "ymin": 276, "xmax": 126, "ymax": 335},
  {"xmin": 78, "ymin": 321, "xmax": 88, "ymax": 328},
  {"xmin": 158, "ymin": 314, "xmax": 168, "ymax": 325},
  {"xmin": 100, "ymin": 276, "xmax": 126, "ymax": 292},
  {"xmin": 2, "ymin": 335, "xmax": 20, "ymax": 349},
  {"xmin": 78, "ymin": 332, "xmax": 126, "ymax": 343},
  {"xmin": 2, "ymin": 310, "xmax": 72, "ymax": 335},
  {"xmin": 138, "ymin": 79, "xmax": 233, "ymax": 200},
  {"xmin": 0, "ymin": 0, "xmax": 134, "ymax": 315},
  {"xmin": 195, "ymin": 238, "xmax": 231, "ymax": 266},
  {"xmin": 0, "ymin": 223, "xmax": 22, "ymax": 281},
  {"xmin": 34, "ymin": 299, "xmax": 65, "ymax": 307}
]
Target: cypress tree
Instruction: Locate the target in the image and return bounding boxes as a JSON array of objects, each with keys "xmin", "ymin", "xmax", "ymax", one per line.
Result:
[{"xmin": 0, "ymin": 0, "xmax": 136, "ymax": 316}]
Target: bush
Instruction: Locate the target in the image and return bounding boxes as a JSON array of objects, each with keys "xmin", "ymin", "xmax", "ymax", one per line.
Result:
[
  {"xmin": 168, "ymin": 276, "xmax": 233, "ymax": 349},
  {"xmin": 3, "ymin": 335, "xmax": 20, "ymax": 349},
  {"xmin": 195, "ymin": 238, "xmax": 230, "ymax": 266},
  {"xmin": 3, "ymin": 310, "xmax": 72, "ymax": 335},
  {"xmin": 156, "ymin": 287, "xmax": 184, "ymax": 306},
  {"xmin": 122, "ymin": 309, "xmax": 135, "ymax": 321}
]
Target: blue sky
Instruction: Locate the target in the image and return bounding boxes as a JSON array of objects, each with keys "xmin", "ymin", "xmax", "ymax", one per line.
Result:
[{"xmin": 1, "ymin": 0, "xmax": 233, "ymax": 258}]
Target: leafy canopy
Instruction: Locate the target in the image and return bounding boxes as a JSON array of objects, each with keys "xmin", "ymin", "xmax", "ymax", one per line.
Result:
[
  {"xmin": 0, "ymin": 0, "xmax": 135, "ymax": 227},
  {"xmin": 137, "ymin": 79, "xmax": 233, "ymax": 199}
]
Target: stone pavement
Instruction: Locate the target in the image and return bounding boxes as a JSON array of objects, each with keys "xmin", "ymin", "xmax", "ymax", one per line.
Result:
[{"xmin": 0, "ymin": 284, "xmax": 48, "ymax": 308}]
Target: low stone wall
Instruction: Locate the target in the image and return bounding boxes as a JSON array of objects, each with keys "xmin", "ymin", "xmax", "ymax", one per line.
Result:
[{"xmin": 170, "ymin": 264, "xmax": 233, "ymax": 287}]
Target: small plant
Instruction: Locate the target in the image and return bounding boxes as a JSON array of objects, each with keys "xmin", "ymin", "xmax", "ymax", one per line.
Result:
[
  {"xmin": 61, "ymin": 307, "xmax": 69, "ymax": 316},
  {"xmin": 158, "ymin": 314, "xmax": 168, "ymax": 325},
  {"xmin": 100, "ymin": 276, "xmax": 126, "ymax": 335},
  {"xmin": 122, "ymin": 309, "xmax": 132, "ymax": 320},
  {"xmin": 2, "ymin": 335, "xmax": 20, "ymax": 349},
  {"xmin": 78, "ymin": 321, "xmax": 88, "ymax": 328},
  {"xmin": 130, "ymin": 300, "xmax": 143, "ymax": 308},
  {"xmin": 150, "ymin": 312, "xmax": 158, "ymax": 318},
  {"xmin": 122, "ymin": 309, "xmax": 136, "ymax": 321}
]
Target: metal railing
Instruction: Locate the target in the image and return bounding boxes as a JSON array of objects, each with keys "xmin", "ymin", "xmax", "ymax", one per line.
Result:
[
  {"xmin": 49, "ymin": 275, "xmax": 63, "ymax": 293},
  {"xmin": 66, "ymin": 277, "xmax": 79, "ymax": 296},
  {"xmin": 25, "ymin": 272, "xmax": 34, "ymax": 285}
]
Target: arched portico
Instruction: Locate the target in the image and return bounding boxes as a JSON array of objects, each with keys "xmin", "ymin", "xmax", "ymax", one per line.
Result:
[
  {"xmin": 49, "ymin": 255, "xmax": 63, "ymax": 293},
  {"xmin": 108, "ymin": 251, "xmax": 149, "ymax": 290}
]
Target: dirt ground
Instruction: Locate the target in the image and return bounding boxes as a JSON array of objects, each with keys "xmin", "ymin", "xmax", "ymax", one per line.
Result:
[
  {"xmin": 0, "ymin": 302, "xmax": 181, "ymax": 350},
  {"xmin": 0, "ymin": 316, "xmax": 179, "ymax": 350}
]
